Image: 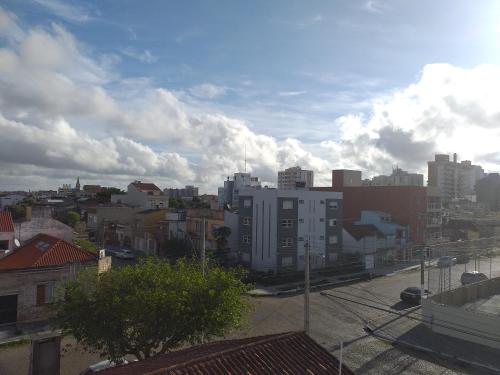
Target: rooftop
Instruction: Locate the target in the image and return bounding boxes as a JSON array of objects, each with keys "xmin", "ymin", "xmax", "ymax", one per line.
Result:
[
  {"xmin": 131, "ymin": 181, "xmax": 161, "ymax": 192},
  {"xmin": 101, "ymin": 331, "xmax": 354, "ymax": 375},
  {"xmin": 0, "ymin": 211, "xmax": 14, "ymax": 232},
  {"xmin": 0, "ymin": 233, "xmax": 96, "ymax": 271}
]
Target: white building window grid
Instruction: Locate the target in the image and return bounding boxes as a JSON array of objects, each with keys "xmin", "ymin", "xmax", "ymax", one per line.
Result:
[
  {"xmin": 329, "ymin": 201, "xmax": 339, "ymax": 210},
  {"xmin": 329, "ymin": 235, "xmax": 338, "ymax": 244},
  {"xmin": 329, "ymin": 219, "xmax": 337, "ymax": 227},
  {"xmin": 281, "ymin": 237, "xmax": 293, "ymax": 247},
  {"xmin": 282, "ymin": 200, "xmax": 294, "ymax": 209},
  {"xmin": 281, "ymin": 219, "xmax": 293, "ymax": 228},
  {"xmin": 243, "ymin": 199, "xmax": 251, "ymax": 208},
  {"xmin": 243, "ymin": 217, "xmax": 251, "ymax": 226},
  {"xmin": 242, "ymin": 235, "xmax": 251, "ymax": 244}
]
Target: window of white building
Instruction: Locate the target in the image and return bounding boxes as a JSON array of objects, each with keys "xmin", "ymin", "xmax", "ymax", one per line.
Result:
[
  {"xmin": 329, "ymin": 219, "xmax": 337, "ymax": 227},
  {"xmin": 329, "ymin": 235, "xmax": 338, "ymax": 244},
  {"xmin": 281, "ymin": 256, "xmax": 293, "ymax": 266},
  {"xmin": 243, "ymin": 217, "xmax": 251, "ymax": 226},
  {"xmin": 281, "ymin": 219, "xmax": 293, "ymax": 228},
  {"xmin": 243, "ymin": 199, "xmax": 251, "ymax": 208},
  {"xmin": 282, "ymin": 200, "xmax": 293, "ymax": 209},
  {"xmin": 328, "ymin": 201, "xmax": 339, "ymax": 209},
  {"xmin": 242, "ymin": 235, "xmax": 251, "ymax": 244},
  {"xmin": 281, "ymin": 238, "xmax": 293, "ymax": 247}
]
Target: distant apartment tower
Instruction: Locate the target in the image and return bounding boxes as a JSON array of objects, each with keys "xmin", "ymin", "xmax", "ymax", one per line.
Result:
[
  {"xmin": 164, "ymin": 185, "xmax": 199, "ymax": 199},
  {"xmin": 331, "ymin": 170, "xmax": 362, "ymax": 188},
  {"xmin": 236, "ymin": 188, "xmax": 343, "ymax": 273},
  {"xmin": 428, "ymin": 154, "xmax": 484, "ymax": 201},
  {"xmin": 364, "ymin": 167, "xmax": 423, "ymax": 187},
  {"xmin": 218, "ymin": 172, "xmax": 261, "ymax": 209},
  {"xmin": 278, "ymin": 166, "xmax": 314, "ymax": 189}
]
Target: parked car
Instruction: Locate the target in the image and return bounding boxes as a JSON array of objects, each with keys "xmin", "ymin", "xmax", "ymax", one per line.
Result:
[
  {"xmin": 437, "ymin": 256, "xmax": 457, "ymax": 268},
  {"xmin": 461, "ymin": 271, "xmax": 488, "ymax": 285},
  {"xmin": 79, "ymin": 359, "xmax": 130, "ymax": 374},
  {"xmin": 456, "ymin": 254, "xmax": 470, "ymax": 264},
  {"xmin": 115, "ymin": 249, "xmax": 136, "ymax": 260},
  {"xmin": 400, "ymin": 287, "xmax": 430, "ymax": 304}
]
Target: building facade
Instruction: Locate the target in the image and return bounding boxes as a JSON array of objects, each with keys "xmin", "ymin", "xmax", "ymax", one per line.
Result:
[
  {"xmin": 236, "ymin": 188, "xmax": 343, "ymax": 273},
  {"xmin": 363, "ymin": 167, "xmax": 423, "ymax": 187},
  {"xmin": 277, "ymin": 166, "xmax": 314, "ymax": 189},
  {"xmin": 0, "ymin": 211, "xmax": 15, "ymax": 257},
  {"xmin": 164, "ymin": 185, "xmax": 199, "ymax": 199},
  {"xmin": 218, "ymin": 172, "xmax": 261, "ymax": 209},
  {"xmin": 428, "ymin": 153, "xmax": 484, "ymax": 202},
  {"xmin": 111, "ymin": 181, "xmax": 168, "ymax": 209}
]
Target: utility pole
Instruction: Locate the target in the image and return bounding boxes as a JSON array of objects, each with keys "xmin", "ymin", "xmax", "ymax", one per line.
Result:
[
  {"xmin": 339, "ymin": 340, "xmax": 343, "ymax": 375},
  {"xmin": 420, "ymin": 246, "xmax": 425, "ymax": 298},
  {"xmin": 304, "ymin": 237, "xmax": 310, "ymax": 335},
  {"xmin": 201, "ymin": 217, "xmax": 206, "ymax": 276}
]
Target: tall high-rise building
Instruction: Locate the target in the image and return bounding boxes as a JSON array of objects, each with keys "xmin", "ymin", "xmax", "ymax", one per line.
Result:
[
  {"xmin": 277, "ymin": 166, "xmax": 314, "ymax": 189},
  {"xmin": 428, "ymin": 153, "xmax": 484, "ymax": 202}
]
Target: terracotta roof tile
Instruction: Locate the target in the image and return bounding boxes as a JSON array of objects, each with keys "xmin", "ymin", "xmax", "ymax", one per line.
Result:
[
  {"xmin": 0, "ymin": 233, "xmax": 96, "ymax": 270},
  {"xmin": 0, "ymin": 211, "xmax": 14, "ymax": 232},
  {"xmin": 102, "ymin": 331, "xmax": 355, "ymax": 375},
  {"xmin": 132, "ymin": 182, "xmax": 161, "ymax": 192}
]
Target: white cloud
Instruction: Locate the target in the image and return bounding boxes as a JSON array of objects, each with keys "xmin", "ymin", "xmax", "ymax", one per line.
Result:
[
  {"xmin": 122, "ymin": 47, "xmax": 158, "ymax": 63},
  {"xmin": 278, "ymin": 91, "xmax": 307, "ymax": 97},
  {"xmin": 33, "ymin": 0, "xmax": 91, "ymax": 23},
  {"xmin": 189, "ymin": 83, "xmax": 227, "ymax": 99}
]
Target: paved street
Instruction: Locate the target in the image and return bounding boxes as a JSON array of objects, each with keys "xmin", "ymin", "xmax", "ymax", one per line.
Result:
[{"xmin": 3, "ymin": 257, "xmax": 500, "ymax": 374}]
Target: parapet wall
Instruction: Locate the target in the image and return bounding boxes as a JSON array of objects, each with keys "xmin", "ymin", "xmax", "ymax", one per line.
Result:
[{"xmin": 422, "ymin": 277, "xmax": 500, "ymax": 350}]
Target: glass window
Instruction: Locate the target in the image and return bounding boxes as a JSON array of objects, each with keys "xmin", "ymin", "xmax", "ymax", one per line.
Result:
[
  {"xmin": 329, "ymin": 219, "xmax": 337, "ymax": 227},
  {"xmin": 319, "ymin": 218, "xmax": 324, "ymax": 222},
  {"xmin": 243, "ymin": 199, "xmax": 251, "ymax": 208},
  {"xmin": 281, "ymin": 219, "xmax": 293, "ymax": 228},
  {"xmin": 329, "ymin": 201, "xmax": 339, "ymax": 209},
  {"xmin": 243, "ymin": 217, "xmax": 251, "ymax": 226},
  {"xmin": 281, "ymin": 238, "xmax": 293, "ymax": 247},
  {"xmin": 282, "ymin": 200, "xmax": 293, "ymax": 209},
  {"xmin": 242, "ymin": 235, "xmax": 251, "ymax": 244},
  {"xmin": 281, "ymin": 256, "xmax": 293, "ymax": 266},
  {"xmin": 299, "ymin": 199, "xmax": 304, "ymax": 204},
  {"xmin": 329, "ymin": 235, "xmax": 338, "ymax": 244}
]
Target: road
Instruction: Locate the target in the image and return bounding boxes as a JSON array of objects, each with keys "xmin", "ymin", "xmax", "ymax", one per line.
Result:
[{"xmin": 3, "ymin": 257, "xmax": 500, "ymax": 374}]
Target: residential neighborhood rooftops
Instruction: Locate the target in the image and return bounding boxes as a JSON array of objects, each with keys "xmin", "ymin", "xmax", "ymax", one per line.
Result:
[
  {"xmin": 0, "ymin": 233, "xmax": 96, "ymax": 270},
  {"xmin": 131, "ymin": 181, "xmax": 161, "ymax": 192},
  {"xmin": 0, "ymin": 211, "xmax": 14, "ymax": 232},
  {"xmin": 101, "ymin": 331, "xmax": 354, "ymax": 375}
]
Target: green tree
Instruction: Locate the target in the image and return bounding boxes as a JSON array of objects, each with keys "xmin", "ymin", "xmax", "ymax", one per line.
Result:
[
  {"xmin": 65, "ymin": 210, "xmax": 80, "ymax": 228},
  {"xmin": 9, "ymin": 204, "xmax": 25, "ymax": 221},
  {"xmin": 96, "ymin": 188, "xmax": 125, "ymax": 204},
  {"xmin": 168, "ymin": 197, "xmax": 186, "ymax": 209},
  {"xmin": 55, "ymin": 258, "xmax": 250, "ymax": 361},
  {"xmin": 212, "ymin": 226, "xmax": 231, "ymax": 251},
  {"xmin": 75, "ymin": 239, "xmax": 98, "ymax": 253}
]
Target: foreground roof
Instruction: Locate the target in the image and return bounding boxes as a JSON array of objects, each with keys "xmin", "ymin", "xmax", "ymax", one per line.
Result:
[
  {"xmin": 0, "ymin": 233, "xmax": 96, "ymax": 270},
  {"xmin": 0, "ymin": 211, "xmax": 14, "ymax": 232},
  {"xmin": 102, "ymin": 331, "xmax": 354, "ymax": 375}
]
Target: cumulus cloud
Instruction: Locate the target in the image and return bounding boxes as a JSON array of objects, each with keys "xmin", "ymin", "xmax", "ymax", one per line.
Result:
[
  {"xmin": 189, "ymin": 83, "xmax": 227, "ymax": 99},
  {"xmin": 2, "ymin": 8, "xmax": 500, "ymax": 192}
]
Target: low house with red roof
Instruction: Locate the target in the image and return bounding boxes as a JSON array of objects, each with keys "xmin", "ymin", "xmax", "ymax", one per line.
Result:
[
  {"xmin": 0, "ymin": 211, "xmax": 15, "ymax": 257},
  {"xmin": 0, "ymin": 233, "xmax": 96, "ymax": 326},
  {"xmin": 111, "ymin": 181, "xmax": 168, "ymax": 210},
  {"xmin": 101, "ymin": 331, "xmax": 355, "ymax": 375}
]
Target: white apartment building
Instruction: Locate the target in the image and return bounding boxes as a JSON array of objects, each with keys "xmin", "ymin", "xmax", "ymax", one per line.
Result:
[
  {"xmin": 218, "ymin": 172, "xmax": 261, "ymax": 209},
  {"xmin": 278, "ymin": 166, "xmax": 314, "ymax": 189},
  {"xmin": 364, "ymin": 168, "xmax": 423, "ymax": 187},
  {"xmin": 111, "ymin": 181, "xmax": 168, "ymax": 209},
  {"xmin": 235, "ymin": 188, "xmax": 343, "ymax": 273},
  {"xmin": 428, "ymin": 154, "xmax": 484, "ymax": 201}
]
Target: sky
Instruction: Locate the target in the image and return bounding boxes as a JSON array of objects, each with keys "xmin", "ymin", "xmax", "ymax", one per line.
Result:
[{"xmin": 1, "ymin": 0, "xmax": 500, "ymax": 193}]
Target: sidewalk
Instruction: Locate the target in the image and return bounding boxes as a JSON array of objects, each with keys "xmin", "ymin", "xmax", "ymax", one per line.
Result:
[
  {"xmin": 0, "ymin": 320, "xmax": 59, "ymax": 346},
  {"xmin": 247, "ymin": 261, "xmax": 423, "ymax": 297}
]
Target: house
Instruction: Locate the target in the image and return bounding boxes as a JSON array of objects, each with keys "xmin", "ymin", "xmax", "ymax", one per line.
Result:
[
  {"xmin": 186, "ymin": 208, "xmax": 224, "ymax": 254},
  {"xmin": 343, "ymin": 210, "xmax": 409, "ymax": 269},
  {"xmin": 0, "ymin": 233, "xmax": 96, "ymax": 326},
  {"xmin": 111, "ymin": 181, "xmax": 168, "ymax": 210},
  {"xmin": 15, "ymin": 217, "xmax": 75, "ymax": 244},
  {"xmin": 235, "ymin": 188, "xmax": 343, "ymax": 273},
  {"xmin": 101, "ymin": 331, "xmax": 355, "ymax": 375},
  {"xmin": 133, "ymin": 209, "xmax": 169, "ymax": 255},
  {"xmin": 0, "ymin": 211, "xmax": 15, "ymax": 257}
]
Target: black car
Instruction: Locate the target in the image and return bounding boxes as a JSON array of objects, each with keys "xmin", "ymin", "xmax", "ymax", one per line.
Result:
[
  {"xmin": 456, "ymin": 254, "xmax": 470, "ymax": 264},
  {"xmin": 400, "ymin": 287, "xmax": 430, "ymax": 304}
]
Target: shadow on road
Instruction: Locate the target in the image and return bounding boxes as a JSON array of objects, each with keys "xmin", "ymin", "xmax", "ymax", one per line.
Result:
[{"xmin": 390, "ymin": 301, "xmax": 416, "ymax": 311}]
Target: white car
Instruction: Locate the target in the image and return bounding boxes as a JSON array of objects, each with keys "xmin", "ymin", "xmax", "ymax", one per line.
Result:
[{"xmin": 114, "ymin": 249, "xmax": 136, "ymax": 260}]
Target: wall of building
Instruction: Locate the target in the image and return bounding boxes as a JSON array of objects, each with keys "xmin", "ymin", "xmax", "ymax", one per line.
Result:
[
  {"xmin": 15, "ymin": 218, "xmax": 74, "ymax": 244},
  {"xmin": 332, "ymin": 170, "xmax": 362, "ymax": 189}
]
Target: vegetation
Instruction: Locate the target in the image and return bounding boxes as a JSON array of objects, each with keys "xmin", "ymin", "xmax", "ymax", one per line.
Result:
[
  {"xmin": 168, "ymin": 197, "xmax": 186, "ymax": 209},
  {"xmin": 55, "ymin": 258, "xmax": 250, "ymax": 362},
  {"xmin": 212, "ymin": 226, "xmax": 231, "ymax": 251},
  {"xmin": 75, "ymin": 239, "xmax": 98, "ymax": 253},
  {"xmin": 64, "ymin": 210, "xmax": 80, "ymax": 228},
  {"xmin": 160, "ymin": 237, "xmax": 193, "ymax": 259},
  {"xmin": 96, "ymin": 188, "xmax": 125, "ymax": 204},
  {"xmin": 8, "ymin": 204, "xmax": 25, "ymax": 220}
]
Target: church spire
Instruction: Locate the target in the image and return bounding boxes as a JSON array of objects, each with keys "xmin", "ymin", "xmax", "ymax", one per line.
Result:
[{"xmin": 76, "ymin": 176, "xmax": 81, "ymax": 191}]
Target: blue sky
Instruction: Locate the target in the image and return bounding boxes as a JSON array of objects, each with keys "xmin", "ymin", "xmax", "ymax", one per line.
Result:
[{"xmin": 1, "ymin": 0, "xmax": 500, "ymax": 191}]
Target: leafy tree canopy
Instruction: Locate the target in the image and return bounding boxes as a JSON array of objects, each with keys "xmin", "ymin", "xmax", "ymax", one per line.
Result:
[
  {"xmin": 96, "ymin": 188, "xmax": 125, "ymax": 204},
  {"xmin": 212, "ymin": 226, "xmax": 231, "ymax": 250},
  {"xmin": 65, "ymin": 210, "xmax": 80, "ymax": 228},
  {"xmin": 55, "ymin": 258, "xmax": 250, "ymax": 362},
  {"xmin": 75, "ymin": 239, "xmax": 98, "ymax": 253}
]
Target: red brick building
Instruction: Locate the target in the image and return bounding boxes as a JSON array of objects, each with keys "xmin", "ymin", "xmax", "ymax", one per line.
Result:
[{"xmin": 313, "ymin": 169, "xmax": 438, "ymax": 245}]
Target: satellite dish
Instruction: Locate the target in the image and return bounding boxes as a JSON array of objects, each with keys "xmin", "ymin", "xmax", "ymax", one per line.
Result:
[{"xmin": 14, "ymin": 239, "xmax": 20, "ymax": 247}]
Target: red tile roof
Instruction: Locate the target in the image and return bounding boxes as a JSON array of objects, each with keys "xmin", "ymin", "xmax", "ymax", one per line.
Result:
[
  {"xmin": 131, "ymin": 182, "xmax": 161, "ymax": 192},
  {"xmin": 0, "ymin": 211, "xmax": 14, "ymax": 232},
  {"xmin": 0, "ymin": 233, "xmax": 96, "ymax": 270},
  {"xmin": 101, "ymin": 331, "xmax": 355, "ymax": 375}
]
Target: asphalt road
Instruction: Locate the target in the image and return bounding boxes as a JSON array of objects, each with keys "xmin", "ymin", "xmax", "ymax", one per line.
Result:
[{"xmin": 3, "ymin": 257, "xmax": 500, "ymax": 375}]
